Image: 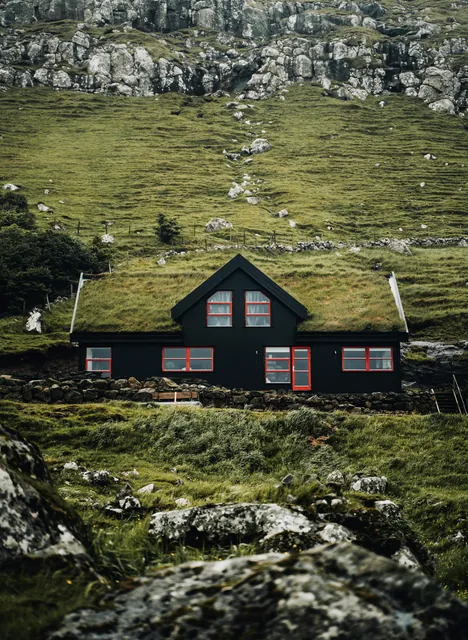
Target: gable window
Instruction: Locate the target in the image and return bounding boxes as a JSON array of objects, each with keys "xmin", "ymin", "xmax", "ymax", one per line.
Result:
[
  {"xmin": 207, "ymin": 291, "xmax": 232, "ymax": 327},
  {"xmin": 162, "ymin": 347, "xmax": 214, "ymax": 372},
  {"xmin": 86, "ymin": 347, "xmax": 112, "ymax": 377},
  {"xmin": 265, "ymin": 347, "xmax": 290, "ymax": 384},
  {"xmin": 246, "ymin": 291, "xmax": 271, "ymax": 327},
  {"xmin": 342, "ymin": 347, "xmax": 393, "ymax": 372}
]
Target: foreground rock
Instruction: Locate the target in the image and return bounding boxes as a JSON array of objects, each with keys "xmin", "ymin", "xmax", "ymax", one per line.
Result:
[
  {"xmin": 48, "ymin": 543, "xmax": 468, "ymax": 640},
  {"xmin": 0, "ymin": 422, "xmax": 88, "ymax": 564}
]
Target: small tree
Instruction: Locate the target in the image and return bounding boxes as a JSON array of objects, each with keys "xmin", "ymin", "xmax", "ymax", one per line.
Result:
[{"xmin": 154, "ymin": 213, "xmax": 181, "ymax": 244}]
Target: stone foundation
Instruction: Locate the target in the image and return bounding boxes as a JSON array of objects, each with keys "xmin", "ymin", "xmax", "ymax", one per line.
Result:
[{"xmin": 0, "ymin": 374, "xmax": 437, "ymax": 413}]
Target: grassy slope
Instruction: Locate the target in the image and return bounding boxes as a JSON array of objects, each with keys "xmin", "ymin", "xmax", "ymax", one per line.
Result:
[
  {"xmin": 1, "ymin": 85, "xmax": 468, "ymax": 248},
  {"xmin": 1, "ymin": 401, "xmax": 468, "ymax": 638}
]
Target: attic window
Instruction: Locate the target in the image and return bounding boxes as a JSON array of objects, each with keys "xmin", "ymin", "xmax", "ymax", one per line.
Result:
[
  {"xmin": 207, "ymin": 291, "xmax": 232, "ymax": 327},
  {"xmin": 245, "ymin": 291, "xmax": 271, "ymax": 327},
  {"xmin": 265, "ymin": 347, "xmax": 290, "ymax": 384},
  {"xmin": 86, "ymin": 347, "xmax": 112, "ymax": 377},
  {"xmin": 342, "ymin": 347, "xmax": 393, "ymax": 372},
  {"xmin": 163, "ymin": 347, "xmax": 214, "ymax": 372}
]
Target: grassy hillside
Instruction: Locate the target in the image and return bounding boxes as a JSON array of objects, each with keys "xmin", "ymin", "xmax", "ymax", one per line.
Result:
[
  {"xmin": 1, "ymin": 85, "xmax": 468, "ymax": 250},
  {"xmin": 1, "ymin": 401, "xmax": 468, "ymax": 638}
]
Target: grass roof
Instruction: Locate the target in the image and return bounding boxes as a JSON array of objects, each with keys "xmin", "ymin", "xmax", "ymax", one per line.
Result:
[{"xmin": 72, "ymin": 251, "xmax": 405, "ymax": 333}]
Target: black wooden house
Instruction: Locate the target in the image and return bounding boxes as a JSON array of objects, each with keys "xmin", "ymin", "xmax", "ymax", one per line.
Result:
[{"xmin": 71, "ymin": 254, "xmax": 409, "ymax": 392}]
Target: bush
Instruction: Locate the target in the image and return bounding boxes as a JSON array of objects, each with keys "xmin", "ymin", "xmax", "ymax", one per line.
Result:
[
  {"xmin": 0, "ymin": 210, "xmax": 36, "ymax": 230},
  {"xmin": 0, "ymin": 191, "xmax": 28, "ymax": 212},
  {"xmin": 154, "ymin": 213, "xmax": 181, "ymax": 244},
  {"xmin": 0, "ymin": 226, "xmax": 109, "ymax": 314}
]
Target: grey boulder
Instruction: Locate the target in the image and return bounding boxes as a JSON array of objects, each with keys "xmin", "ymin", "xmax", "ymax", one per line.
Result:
[
  {"xmin": 48, "ymin": 543, "xmax": 468, "ymax": 640},
  {"xmin": 0, "ymin": 423, "xmax": 87, "ymax": 564}
]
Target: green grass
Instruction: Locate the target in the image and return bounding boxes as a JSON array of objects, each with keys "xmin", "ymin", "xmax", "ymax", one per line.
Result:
[
  {"xmin": 72, "ymin": 250, "xmax": 404, "ymax": 332},
  {"xmin": 2, "ymin": 400, "xmax": 468, "ymax": 639},
  {"xmin": 1, "ymin": 85, "xmax": 468, "ymax": 252}
]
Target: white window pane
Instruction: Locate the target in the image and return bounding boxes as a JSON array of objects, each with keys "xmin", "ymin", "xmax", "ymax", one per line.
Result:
[
  {"xmin": 190, "ymin": 359, "xmax": 212, "ymax": 370},
  {"xmin": 267, "ymin": 360, "xmax": 289, "ymax": 371},
  {"xmin": 343, "ymin": 359, "xmax": 366, "ymax": 370},
  {"xmin": 247, "ymin": 316, "xmax": 271, "ymax": 327},
  {"xmin": 208, "ymin": 303, "xmax": 231, "ymax": 314},
  {"xmin": 369, "ymin": 348, "xmax": 392, "ymax": 359},
  {"xmin": 208, "ymin": 291, "xmax": 232, "ymax": 302},
  {"xmin": 246, "ymin": 291, "xmax": 269, "ymax": 302},
  {"xmin": 266, "ymin": 371, "xmax": 291, "ymax": 384},
  {"xmin": 247, "ymin": 304, "xmax": 268, "ymax": 314},
  {"xmin": 87, "ymin": 347, "xmax": 111, "ymax": 358},
  {"xmin": 343, "ymin": 348, "xmax": 366, "ymax": 358},
  {"xmin": 164, "ymin": 359, "xmax": 186, "ymax": 371},
  {"xmin": 87, "ymin": 360, "xmax": 111, "ymax": 371},
  {"xmin": 164, "ymin": 348, "xmax": 185, "ymax": 358},
  {"xmin": 294, "ymin": 372, "xmax": 309, "ymax": 386},
  {"xmin": 207, "ymin": 316, "xmax": 232, "ymax": 327},
  {"xmin": 266, "ymin": 348, "xmax": 290, "ymax": 358},
  {"xmin": 190, "ymin": 348, "xmax": 212, "ymax": 358},
  {"xmin": 369, "ymin": 359, "xmax": 393, "ymax": 370}
]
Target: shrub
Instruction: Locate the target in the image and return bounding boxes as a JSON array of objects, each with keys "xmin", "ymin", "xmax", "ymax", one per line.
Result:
[
  {"xmin": 0, "ymin": 226, "xmax": 109, "ymax": 314},
  {"xmin": 0, "ymin": 210, "xmax": 36, "ymax": 230},
  {"xmin": 0, "ymin": 191, "xmax": 28, "ymax": 212},
  {"xmin": 154, "ymin": 212, "xmax": 181, "ymax": 244}
]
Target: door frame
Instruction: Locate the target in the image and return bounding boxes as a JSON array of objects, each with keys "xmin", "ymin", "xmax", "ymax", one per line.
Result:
[{"xmin": 292, "ymin": 346, "xmax": 311, "ymax": 391}]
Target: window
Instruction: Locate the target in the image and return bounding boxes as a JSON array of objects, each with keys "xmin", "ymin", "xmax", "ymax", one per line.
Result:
[
  {"xmin": 162, "ymin": 347, "xmax": 214, "ymax": 372},
  {"xmin": 246, "ymin": 291, "xmax": 271, "ymax": 327},
  {"xmin": 86, "ymin": 347, "xmax": 112, "ymax": 377},
  {"xmin": 342, "ymin": 347, "xmax": 393, "ymax": 372},
  {"xmin": 207, "ymin": 291, "xmax": 232, "ymax": 327},
  {"xmin": 265, "ymin": 347, "xmax": 290, "ymax": 384}
]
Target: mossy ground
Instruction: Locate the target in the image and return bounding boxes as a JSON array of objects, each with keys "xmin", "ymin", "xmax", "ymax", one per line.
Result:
[{"xmin": 1, "ymin": 401, "xmax": 468, "ymax": 639}]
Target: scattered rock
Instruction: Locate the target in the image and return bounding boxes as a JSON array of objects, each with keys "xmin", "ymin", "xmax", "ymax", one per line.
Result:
[
  {"xmin": 101, "ymin": 234, "xmax": 114, "ymax": 244},
  {"xmin": 205, "ymin": 218, "xmax": 233, "ymax": 232},
  {"xmin": 2, "ymin": 183, "xmax": 19, "ymax": 191},
  {"xmin": 276, "ymin": 209, "xmax": 288, "ymax": 218},
  {"xmin": 137, "ymin": 483, "xmax": 155, "ymax": 494},
  {"xmin": 37, "ymin": 202, "xmax": 50, "ymax": 212},
  {"xmin": 317, "ymin": 523, "xmax": 356, "ymax": 543},
  {"xmin": 175, "ymin": 497, "xmax": 191, "ymax": 507},
  {"xmin": 249, "ymin": 138, "xmax": 272, "ymax": 154},
  {"xmin": 63, "ymin": 461, "xmax": 80, "ymax": 471},
  {"xmin": 281, "ymin": 474, "xmax": 294, "ymax": 485},
  {"xmin": 81, "ymin": 470, "xmax": 114, "ymax": 486},
  {"xmin": 350, "ymin": 475, "xmax": 387, "ymax": 494}
]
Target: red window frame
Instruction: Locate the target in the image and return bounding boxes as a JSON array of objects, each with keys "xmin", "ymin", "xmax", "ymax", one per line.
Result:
[
  {"xmin": 206, "ymin": 291, "xmax": 232, "ymax": 327},
  {"xmin": 292, "ymin": 346, "xmax": 311, "ymax": 390},
  {"xmin": 245, "ymin": 291, "xmax": 271, "ymax": 327},
  {"xmin": 265, "ymin": 347, "xmax": 291, "ymax": 384},
  {"xmin": 342, "ymin": 347, "xmax": 394, "ymax": 372},
  {"xmin": 162, "ymin": 347, "xmax": 214, "ymax": 372},
  {"xmin": 85, "ymin": 347, "xmax": 112, "ymax": 376}
]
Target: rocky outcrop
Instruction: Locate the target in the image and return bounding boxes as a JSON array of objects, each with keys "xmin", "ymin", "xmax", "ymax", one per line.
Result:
[
  {"xmin": 48, "ymin": 543, "xmax": 468, "ymax": 640},
  {"xmin": 1, "ymin": 0, "xmax": 468, "ymax": 111},
  {"xmin": 0, "ymin": 422, "xmax": 88, "ymax": 564}
]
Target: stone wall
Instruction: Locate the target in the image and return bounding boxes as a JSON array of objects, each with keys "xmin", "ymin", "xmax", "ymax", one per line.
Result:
[{"xmin": 0, "ymin": 373, "xmax": 437, "ymax": 413}]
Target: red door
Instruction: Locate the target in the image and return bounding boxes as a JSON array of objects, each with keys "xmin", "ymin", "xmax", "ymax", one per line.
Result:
[{"xmin": 292, "ymin": 347, "xmax": 311, "ymax": 391}]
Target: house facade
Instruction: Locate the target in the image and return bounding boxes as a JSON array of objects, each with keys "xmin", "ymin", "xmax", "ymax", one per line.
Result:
[{"xmin": 72, "ymin": 255, "xmax": 408, "ymax": 392}]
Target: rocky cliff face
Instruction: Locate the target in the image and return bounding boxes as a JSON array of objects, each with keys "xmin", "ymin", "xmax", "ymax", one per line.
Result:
[{"xmin": 1, "ymin": 0, "xmax": 468, "ymax": 110}]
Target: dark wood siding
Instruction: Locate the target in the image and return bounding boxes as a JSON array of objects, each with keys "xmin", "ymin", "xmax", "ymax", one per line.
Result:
[{"xmin": 179, "ymin": 269, "xmax": 298, "ymax": 389}]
